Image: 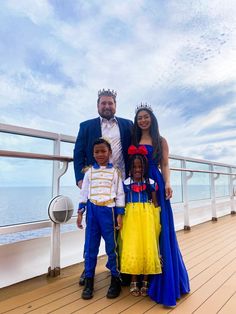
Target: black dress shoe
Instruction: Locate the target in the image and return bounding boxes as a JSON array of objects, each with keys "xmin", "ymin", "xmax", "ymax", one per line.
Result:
[
  {"xmin": 82, "ymin": 277, "xmax": 94, "ymax": 300},
  {"xmin": 106, "ymin": 276, "xmax": 121, "ymax": 299},
  {"xmin": 79, "ymin": 269, "xmax": 85, "ymax": 286}
]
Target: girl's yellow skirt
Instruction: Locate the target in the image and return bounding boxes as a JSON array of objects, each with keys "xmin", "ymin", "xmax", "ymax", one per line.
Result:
[{"xmin": 119, "ymin": 202, "xmax": 162, "ymax": 275}]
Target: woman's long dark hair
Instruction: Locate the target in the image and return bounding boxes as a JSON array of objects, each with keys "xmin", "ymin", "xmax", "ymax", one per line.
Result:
[{"xmin": 132, "ymin": 109, "xmax": 162, "ymax": 163}]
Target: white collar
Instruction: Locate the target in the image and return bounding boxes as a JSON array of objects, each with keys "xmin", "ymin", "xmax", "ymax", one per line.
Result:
[{"xmin": 100, "ymin": 116, "xmax": 118, "ymax": 124}]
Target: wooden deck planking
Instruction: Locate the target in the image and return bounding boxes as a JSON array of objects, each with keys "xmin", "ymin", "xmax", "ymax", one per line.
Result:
[
  {"xmin": 194, "ymin": 272, "xmax": 236, "ymax": 313},
  {"xmin": 0, "ymin": 214, "xmax": 236, "ymax": 314},
  {"xmin": 40, "ymin": 279, "xmax": 111, "ymax": 314},
  {"xmin": 177, "ymin": 216, "xmax": 235, "ymax": 243},
  {"xmin": 170, "ymin": 257, "xmax": 236, "ymax": 313},
  {"xmin": 183, "ymin": 228, "xmax": 236, "ymax": 265},
  {"xmin": 218, "ymin": 291, "xmax": 236, "ymax": 314},
  {"xmin": 179, "ymin": 219, "xmax": 235, "ymax": 252},
  {"xmin": 119, "ymin": 297, "xmax": 159, "ymax": 314},
  {"xmin": 187, "ymin": 241, "xmax": 236, "ymax": 278}
]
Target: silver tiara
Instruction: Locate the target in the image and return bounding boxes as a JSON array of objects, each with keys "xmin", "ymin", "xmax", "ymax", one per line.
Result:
[
  {"xmin": 98, "ymin": 89, "xmax": 117, "ymax": 98},
  {"xmin": 135, "ymin": 102, "xmax": 153, "ymax": 114}
]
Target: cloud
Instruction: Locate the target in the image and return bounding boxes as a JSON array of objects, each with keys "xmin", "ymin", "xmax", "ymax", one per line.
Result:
[
  {"xmin": 6, "ymin": 0, "xmax": 54, "ymax": 25},
  {"xmin": 0, "ymin": 0, "xmax": 236, "ymax": 167}
]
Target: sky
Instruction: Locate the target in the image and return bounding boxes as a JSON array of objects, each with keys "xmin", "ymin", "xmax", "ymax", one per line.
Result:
[{"xmin": 0, "ymin": 0, "xmax": 236, "ymax": 168}]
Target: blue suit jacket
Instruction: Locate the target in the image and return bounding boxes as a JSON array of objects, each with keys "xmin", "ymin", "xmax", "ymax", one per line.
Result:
[{"xmin": 73, "ymin": 116, "xmax": 133, "ymax": 183}]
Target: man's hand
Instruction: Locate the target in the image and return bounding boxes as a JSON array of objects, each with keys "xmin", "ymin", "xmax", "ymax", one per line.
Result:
[
  {"xmin": 76, "ymin": 213, "xmax": 83, "ymax": 229},
  {"xmin": 77, "ymin": 180, "xmax": 83, "ymax": 189}
]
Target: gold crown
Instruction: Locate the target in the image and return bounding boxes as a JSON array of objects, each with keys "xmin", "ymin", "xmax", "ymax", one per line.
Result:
[
  {"xmin": 135, "ymin": 102, "xmax": 153, "ymax": 114},
  {"xmin": 98, "ymin": 89, "xmax": 117, "ymax": 98}
]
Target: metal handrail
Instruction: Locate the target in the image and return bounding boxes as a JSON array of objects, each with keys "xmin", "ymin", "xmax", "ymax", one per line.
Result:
[
  {"xmin": 0, "ymin": 150, "xmax": 73, "ymax": 162},
  {"xmin": 1, "ymin": 122, "xmax": 236, "ymax": 168},
  {"xmin": 0, "ymin": 122, "xmax": 75, "ymax": 143},
  {"xmin": 171, "ymin": 167, "xmax": 236, "ymax": 176},
  {"xmin": 0, "ymin": 151, "xmax": 235, "ymax": 176}
]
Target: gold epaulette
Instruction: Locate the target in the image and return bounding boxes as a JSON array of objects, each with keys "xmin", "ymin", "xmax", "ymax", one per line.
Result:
[{"xmin": 81, "ymin": 165, "xmax": 91, "ymax": 173}]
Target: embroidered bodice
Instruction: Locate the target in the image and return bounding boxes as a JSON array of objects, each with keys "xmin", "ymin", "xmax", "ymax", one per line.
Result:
[{"xmin": 123, "ymin": 177, "xmax": 156, "ymax": 203}]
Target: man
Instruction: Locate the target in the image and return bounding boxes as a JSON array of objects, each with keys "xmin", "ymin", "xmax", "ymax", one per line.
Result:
[
  {"xmin": 74, "ymin": 89, "xmax": 133, "ymax": 185},
  {"xmin": 73, "ymin": 89, "xmax": 133, "ymax": 298}
]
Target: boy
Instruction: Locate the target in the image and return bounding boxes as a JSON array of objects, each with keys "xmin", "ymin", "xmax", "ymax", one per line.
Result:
[{"xmin": 77, "ymin": 138, "xmax": 125, "ymax": 299}]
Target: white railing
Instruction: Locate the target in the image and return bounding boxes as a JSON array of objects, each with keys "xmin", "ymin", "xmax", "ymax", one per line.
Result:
[
  {"xmin": 1, "ymin": 123, "xmax": 236, "ymax": 275},
  {"xmin": 171, "ymin": 166, "xmax": 236, "ymax": 229}
]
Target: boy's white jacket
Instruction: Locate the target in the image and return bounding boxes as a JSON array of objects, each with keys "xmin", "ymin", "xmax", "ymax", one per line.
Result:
[{"xmin": 79, "ymin": 165, "xmax": 125, "ymax": 209}]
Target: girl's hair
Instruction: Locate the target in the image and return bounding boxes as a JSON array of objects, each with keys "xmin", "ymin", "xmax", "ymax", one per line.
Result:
[
  {"xmin": 129, "ymin": 154, "xmax": 152, "ymax": 200},
  {"xmin": 132, "ymin": 109, "xmax": 162, "ymax": 163},
  {"xmin": 92, "ymin": 138, "xmax": 112, "ymax": 151},
  {"xmin": 129, "ymin": 154, "xmax": 148, "ymax": 180}
]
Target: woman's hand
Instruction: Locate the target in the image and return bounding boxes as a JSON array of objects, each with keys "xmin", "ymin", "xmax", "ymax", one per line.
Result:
[
  {"xmin": 116, "ymin": 214, "xmax": 123, "ymax": 230},
  {"xmin": 76, "ymin": 213, "xmax": 83, "ymax": 229},
  {"xmin": 165, "ymin": 182, "xmax": 173, "ymax": 199}
]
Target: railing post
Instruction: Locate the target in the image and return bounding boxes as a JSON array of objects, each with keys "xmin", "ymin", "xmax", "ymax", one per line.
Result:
[
  {"xmin": 182, "ymin": 160, "xmax": 192, "ymax": 230},
  {"xmin": 210, "ymin": 164, "xmax": 220, "ymax": 221},
  {"xmin": 230, "ymin": 167, "xmax": 236, "ymax": 214},
  {"xmin": 48, "ymin": 136, "xmax": 68, "ymax": 277}
]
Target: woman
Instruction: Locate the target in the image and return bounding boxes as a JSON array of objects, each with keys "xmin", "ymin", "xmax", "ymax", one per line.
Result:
[{"xmin": 132, "ymin": 103, "xmax": 190, "ymax": 306}]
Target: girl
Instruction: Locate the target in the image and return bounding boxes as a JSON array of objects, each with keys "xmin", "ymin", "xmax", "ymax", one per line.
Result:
[
  {"xmin": 132, "ymin": 104, "xmax": 190, "ymax": 306},
  {"xmin": 119, "ymin": 145, "xmax": 162, "ymax": 297}
]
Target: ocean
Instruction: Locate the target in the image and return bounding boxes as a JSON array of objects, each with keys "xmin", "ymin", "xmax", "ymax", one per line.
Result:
[{"xmin": 0, "ymin": 184, "xmax": 229, "ymax": 244}]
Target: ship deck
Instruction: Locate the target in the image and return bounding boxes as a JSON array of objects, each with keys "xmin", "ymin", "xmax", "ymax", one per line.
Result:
[{"xmin": 1, "ymin": 214, "xmax": 236, "ymax": 314}]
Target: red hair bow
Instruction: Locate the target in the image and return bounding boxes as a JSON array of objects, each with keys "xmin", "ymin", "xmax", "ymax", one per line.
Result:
[{"xmin": 128, "ymin": 145, "xmax": 148, "ymax": 156}]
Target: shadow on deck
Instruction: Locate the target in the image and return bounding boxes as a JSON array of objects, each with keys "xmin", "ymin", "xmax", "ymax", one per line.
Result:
[{"xmin": 1, "ymin": 214, "xmax": 236, "ymax": 314}]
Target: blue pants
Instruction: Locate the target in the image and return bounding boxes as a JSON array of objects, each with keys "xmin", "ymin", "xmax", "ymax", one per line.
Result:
[{"xmin": 84, "ymin": 200, "xmax": 119, "ymax": 278}]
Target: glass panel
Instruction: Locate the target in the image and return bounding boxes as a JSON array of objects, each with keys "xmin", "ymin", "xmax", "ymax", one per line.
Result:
[
  {"xmin": 0, "ymin": 133, "xmax": 53, "ymax": 154},
  {"xmin": 169, "ymin": 159, "xmax": 181, "ymax": 168},
  {"xmin": 170, "ymin": 158, "xmax": 182, "ymax": 203},
  {"xmin": 60, "ymin": 163, "xmax": 79, "ymax": 217},
  {"xmin": 0, "ymin": 139, "xmax": 78, "ymax": 243},
  {"xmin": 0, "ymin": 158, "xmax": 53, "ymax": 226},
  {"xmin": 233, "ymin": 168, "xmax": 236, "ymax": 197},
  {"xmin": 214, "ymin": 165, "xmax": 229, "ymax": 197},
  {"xmin": 186, "ymin": 161, "xmax": 211, "ymax": 201},
  {"xmin": 60, "ymin": 141, "xmax": 74, "ymax": 156}
]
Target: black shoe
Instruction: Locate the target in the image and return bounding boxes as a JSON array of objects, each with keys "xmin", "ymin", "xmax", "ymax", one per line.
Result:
[
  {"xmin": 120, "ymin": 273, "xmax": 131, "ymax": 286},
  {"xmin": 82, "ymin": 277, "xmax": 94, "ymax": 300},
  {"xmin": 79, "ymin": 269, "xmax": 85, "ymax": 286},
  {"xmin": 106, "ymin": 276, "xmax": 121, "ymax": 299}
]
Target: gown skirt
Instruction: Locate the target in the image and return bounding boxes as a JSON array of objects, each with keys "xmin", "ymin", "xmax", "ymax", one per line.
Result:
[
  {"xmin": 119, "ymin": 202, "xmax": 162, "ymax": 275},
  {"xmin": 146, "ymin": 145, "xmax": 190, "ymax": 306}
]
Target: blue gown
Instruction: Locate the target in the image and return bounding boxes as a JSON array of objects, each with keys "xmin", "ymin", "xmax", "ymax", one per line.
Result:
[{"xmin": 145, "ymin": 145, "xmax": 190, "ymax": 306}]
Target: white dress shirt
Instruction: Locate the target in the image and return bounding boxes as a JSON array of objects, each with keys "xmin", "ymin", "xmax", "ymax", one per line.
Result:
[{"xmin": 100, "ymin": 117, "xmax": 126, "ymax": 180}]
